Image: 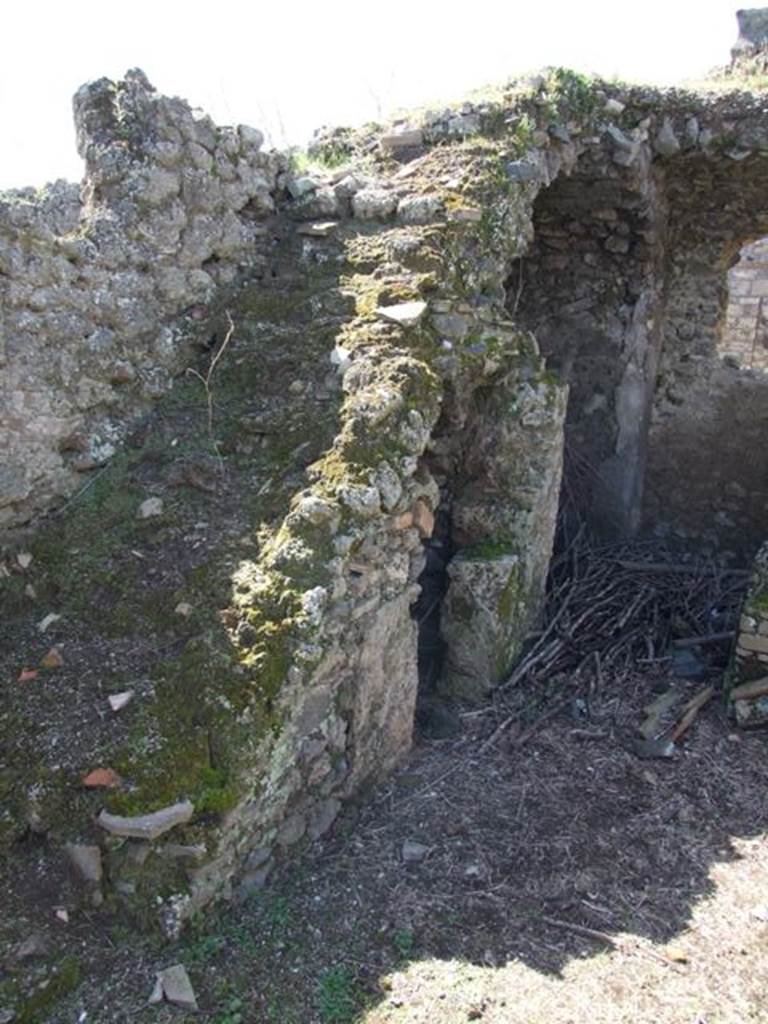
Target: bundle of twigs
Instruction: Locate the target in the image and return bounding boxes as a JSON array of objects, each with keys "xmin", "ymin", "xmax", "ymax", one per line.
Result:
[{"xmin": 500, "ymin": 527, "xmax": 749, "ymax": 692}]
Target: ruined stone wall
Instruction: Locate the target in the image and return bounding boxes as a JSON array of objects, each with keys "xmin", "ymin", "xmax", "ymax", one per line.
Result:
[
  {"xmin": 0, "ymin": 69, "xmax": 280, "ymax": 528},
  {"xmin": 507, "ymin": 89, "xmax": 768, "ymax": 554},
  {"xmin": 1, "ymin": 70, "xmax": 577, "ymax": 934},
  {"xmin": 648, "ymin": 148, "xmax": 768, "ymax": 555},
  {"xmin": 508, "ymin": 140, "xmax": 667, "ymax": 536},
  {"xmin": 3, "ymin": 38, "xmax": 768, "ymax": 938}
]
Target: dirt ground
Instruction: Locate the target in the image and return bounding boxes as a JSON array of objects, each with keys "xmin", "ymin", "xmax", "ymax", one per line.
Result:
[{"xmin": 2, "ymin": 655, "xmax": 767, "ymax": 1024}]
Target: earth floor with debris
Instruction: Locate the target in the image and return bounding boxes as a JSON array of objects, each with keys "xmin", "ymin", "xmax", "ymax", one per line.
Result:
[{"xmin": 2, "ymin": 646, "xmax": 767, "ymax": 1023}]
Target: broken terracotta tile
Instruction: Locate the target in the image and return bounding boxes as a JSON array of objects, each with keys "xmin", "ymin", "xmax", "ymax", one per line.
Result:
[{"xmin": 82, "ymin": 767, "xmax": 122, "ymax": 789}]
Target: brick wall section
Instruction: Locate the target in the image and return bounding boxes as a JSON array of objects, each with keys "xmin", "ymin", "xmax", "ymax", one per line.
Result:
[{"xmin": 723, "ymin": 238, "xmax": 768, "ymax": 370}]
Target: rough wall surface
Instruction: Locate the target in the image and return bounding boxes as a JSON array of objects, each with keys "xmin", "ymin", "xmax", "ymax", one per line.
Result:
[
  {"xmin": 0, "ymin": 69, "xmax": 279, "ymax": 528},
  {"xmin": 648, "ymin": 147, "xmax": 768, "ymax": 555},
  {"xmin": 508, "ymin": 88, "xmax": 768, "ymax": 553},
  {"xmin": 2, "ymin": 20, "xmax": 768, "ymax": 939}
]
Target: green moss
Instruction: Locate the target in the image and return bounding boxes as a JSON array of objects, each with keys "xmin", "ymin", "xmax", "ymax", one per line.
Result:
[
  {"xmin": 108, "ymin": 632, "xmax": 252, "ymax": 817},
  {"xmin": 15, "ymin": 956, "xmax": 80, "ymax": 1024},
  {"xmin": 497, "ymin": 563, "xmax": 523, "ymax": 625},
  {"xmin": 462, "ymin": 538, "xmax": 517, "ymax": 560},
  {"xmin": 746, "ymin": 590, "xmax": 768, "ymax": 615}
]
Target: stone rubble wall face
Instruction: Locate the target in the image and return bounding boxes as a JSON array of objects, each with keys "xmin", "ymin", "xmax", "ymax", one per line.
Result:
[
  {"xmin": 0, "ymin": 69, "xmax": 280, "ymax": 528},
  {"xmin": 647, "ymin": 153, "xmax": 768, "ymax": 555},
  {"xmin": 504, "ymin": 95, "xmax": 768, "ymax": 555},
  {"xmin": 509, "ymin": 144, "xmax": 667, "ymax": 536}
]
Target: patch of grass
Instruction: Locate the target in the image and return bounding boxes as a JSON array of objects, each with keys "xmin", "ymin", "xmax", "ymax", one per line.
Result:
[
  {"xmin": 317, "ymin": 965, "xmax": 365, "ymax": 1024},
  {"xmin": 15, "ymin": 955, "xmax": 81, "ymax": 1024},
  {"xmin": 183, "ymin": 931, "xmax": 227, "ymax": 968},
  {"xmin": 214, "ymin": 995, "xmax": 246, "ymax": 1024},
  {"xmin": 392, "ymin": 927, "xmax": 415, "ymax": 959}
]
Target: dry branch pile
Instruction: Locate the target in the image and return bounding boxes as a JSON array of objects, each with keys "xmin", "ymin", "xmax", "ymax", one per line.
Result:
[{"xmin": 502, "ymin": 530, "xmax": 748, "ymax": 692}]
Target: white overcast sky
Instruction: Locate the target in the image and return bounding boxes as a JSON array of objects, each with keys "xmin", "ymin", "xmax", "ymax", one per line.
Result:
[{"xmin": 0, "ymin": 0, "xmax": 746, "ymax": 189}]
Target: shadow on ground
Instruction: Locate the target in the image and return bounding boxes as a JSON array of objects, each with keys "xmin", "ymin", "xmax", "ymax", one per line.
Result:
[{"xmin": 29, "ymin": 661, "xmax": 768, "ymax": 1023}]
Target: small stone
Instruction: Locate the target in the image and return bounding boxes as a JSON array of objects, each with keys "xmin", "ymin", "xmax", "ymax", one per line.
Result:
[
  {"xmin": 108, "ymin": 690, "xmax": 134, "ymax": 712},
  {"xmin": 156, "ymin": 843, "xmax": 206, "ymax": 860},
  {"xmin": 654, "ymin": 117, "xmax": 680, "ymax": 156},
  {"xmin": 296, "ymin": 493, "xmax": 336, "ymax": 525},
  {"xmin": 40, "ymin": 647, "xmax": 63, "ymax": 669},
  {"xmin": 664, "ymin": 945, "xmax": 689, "ymax": 963},
  {"xmin": 381, "ymin": 128, "xmax": 423, "ymax": 151},
  {"xmin": 276, "ymin": 813, "xmax": 306, "ymax": 848},
  {"xmin": 307, "ymin": 797, "xmax": 341, "ymax": 839},
  {"xmin": 334, "ymin": 173, "xmax": 367, "ymax": 197},
  {"xmin": 288, "ymin": 176, "xmax": 319, "ymax": 199},
  {"xmin": 612, "ymin": 144, "xmax": 642, "ymax": 168},
  {"xmin": 174, "ymin": 602, "xmax": 193, "ymax": 617},
  {"xmin": 684, "ymin": 117, "xmax": 700, "ymax": 147},
  {"xmin": 402, "ymin": 839, "xmax": 429, "ymax": 863},
  {"xmin": 730, "ymin": 677, "xmax": 768, "ymax": 701},
  {"xmin": 238, "ymin": 124, "xmax": 264, "ymax": 150},
  {"xmin": 431, "ymin": 312, "xmax": 470, "ymax": 340},
  {"xmin": 137, "ymin": 497, "xmax": 163, "ymax": 519},
  {"xmin": 413, "ymin": 499, "xmax": 435, "ymax": 538},
  {"xmin": 65, "ymin": 843, "xmax": 103, "ymax": 885},
  {"xmin": 393, "ymin": 511, "xmax": 414, "ymax": 531},
  {"xmin": 604, "ymin": 98, "xmax": 625, "ymax": 114},
  {"xmin": 330, "ymin": 344, "xmax": 352, "ymax": 374},
  {"xmin": 604, "ymin": 235, "xmax": 630, "ymax": 254},
  {"xmin": 375, "ymin": 301, "xmax": 428, "ymax": 328},
  {"xmin": 97, "ymin": 800, "xmax": 194, "ymax": 840},
  {"xmin": 37, "ymin": 612, "xmax": 61, "ymax": 633},
  {"xmin": 289, "ymin": 380, "xmax": 305, "ymax": 394},
  {"xmin": 506, "ymin": 160, "xmax": 538, "ymax": 182},
  {"xmin": 735, "ymin": 696, "xmax": 768, "ymax": 728},
  {"xmin": 397, "ymin": 195, "xmax": 443, "ymax": 224},
  {"xmin": 244, "ymin": 846, "xmax": 272, "ymax": 871},
  {"xmin": 605, "ymin": 124, "xmax": 633, "ymax": 149},
  {"xmin": 352, "ymin": 188, "xmax": 397, "ymax": 221},
  {"xmin": 447, "ymin": 207, "xmax": 483, "ymax": 223},
  {"xmin": 0, "ymin": 1009, "xmax": 14, "ymax": 1024},
  {"xmin": 12, "ymin": 933, "xmax": 49, "ymax": 962},
  {"xmin": 16, "ymin": 551, "xmax": 32, "ymax": 569},
  {"xmin": 738, "ymin": 632, "xmax": 768, "ymax": 654},
  {"xmin": 148, "ymin": 976, "xmax": 164, "ymax": 1005},
  {"xmin": 549, "ymin": 123, "xmax": 571, "ymax": 142},
  {"xmin": 236, "ymin": 863, "xmax": 273, "ymax": 898},
  {"xmin": 296, "ymin": 221, "xmax": 337, "ymax": 237}
]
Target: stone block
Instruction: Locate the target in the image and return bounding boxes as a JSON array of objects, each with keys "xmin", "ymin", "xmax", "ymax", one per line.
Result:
[{"xmin": 737, "ymin": 632, "xmax": 768, "ymax": 655}]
